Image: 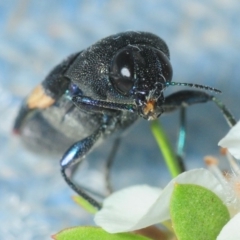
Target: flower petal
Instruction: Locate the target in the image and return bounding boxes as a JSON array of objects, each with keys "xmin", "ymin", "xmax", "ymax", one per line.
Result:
[
  {"xmin": 94, "ymin": 185, "xmax": 162, "ymax": 233},
  {"xmin": 218, "ymin": 120, "xmax": 240, "ymax": 159},
  {"xmin": 95, "ymin": 169, "xmax": 225, "ymax": 233},
  {"xmin": 144, "ymin": 168, "xmax": 226, "ymax": 224},
  {"xmin": 217, "ymin": 212, "xmax": 240, "ymax": 240}
]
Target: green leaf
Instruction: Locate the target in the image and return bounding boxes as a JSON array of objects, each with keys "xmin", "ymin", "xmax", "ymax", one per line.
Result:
[
  {"xmin": 72, "ymin": 195, "xmax": 98, "ymax": 214},
  {"xmin": 170, "ymin": 184, "xmax": 230, "ymax": 240},
  {"xmin": 52, "ymin": 226, "xmax": 151, "ymax": 240}
]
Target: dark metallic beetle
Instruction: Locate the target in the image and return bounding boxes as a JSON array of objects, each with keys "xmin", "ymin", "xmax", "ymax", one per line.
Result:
[{"xmin": 13, "ymin": 31, "xmax": 235, "ymax": 210}]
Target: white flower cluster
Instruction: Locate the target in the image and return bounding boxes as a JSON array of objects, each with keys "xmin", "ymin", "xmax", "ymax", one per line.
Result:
[{"xmin": 94, "ymin": 121, "xmax": 240, "ymax": 239}]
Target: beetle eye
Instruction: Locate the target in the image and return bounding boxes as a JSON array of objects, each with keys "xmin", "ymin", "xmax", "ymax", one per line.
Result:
[{"xmin": 109, "ymin": 48, "xmax": 135, "ymax": 95}]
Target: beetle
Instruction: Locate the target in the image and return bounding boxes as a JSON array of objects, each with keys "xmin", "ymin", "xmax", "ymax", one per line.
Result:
[{"xmin": 13, "ymin": 31, "xmax": 235, "ymax": 210}]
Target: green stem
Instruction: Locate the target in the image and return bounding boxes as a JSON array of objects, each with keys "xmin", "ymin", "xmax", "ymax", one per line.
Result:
[{"xmin": 150, "ymin": 120, "xmax": 181, "ymax": 178}]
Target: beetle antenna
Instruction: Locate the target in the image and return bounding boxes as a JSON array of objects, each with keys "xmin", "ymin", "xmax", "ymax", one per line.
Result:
[{"xmin": 165, "ymin": 81, "xmax": 221, "ymax": 93}]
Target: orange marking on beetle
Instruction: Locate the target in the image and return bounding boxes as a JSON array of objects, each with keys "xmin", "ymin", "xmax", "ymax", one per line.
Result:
[
  {"xmin": 27, "ymin": 85, "xmax": 55, "ymax": 109},
  {"xmin": 143, "ymin": 100, "xmax": 156, "ymax": 115}
]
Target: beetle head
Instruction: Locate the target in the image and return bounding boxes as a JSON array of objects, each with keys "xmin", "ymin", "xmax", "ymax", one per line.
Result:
[{"xmin": 109, "ymin": 45, "xmax": 172, "ymax": 120}]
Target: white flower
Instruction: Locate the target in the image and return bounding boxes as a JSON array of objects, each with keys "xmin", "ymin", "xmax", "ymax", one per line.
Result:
[
  {"xmin": 94, "ymin": 121, "xmax": 240, "ymax": 238},
  {"xmin": 94, "ymin": 168, "xmax": 226, "ymax": 233},
  {"xmin": 218, "ymin": 120, "xmax": 240, "ymax": 160},
  {"xmin": 217, "ymin": 212, "xmax": 240, "ymax": 240}
]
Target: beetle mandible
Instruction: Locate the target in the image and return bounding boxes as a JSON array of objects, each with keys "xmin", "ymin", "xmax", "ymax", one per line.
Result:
[{"xmin": 13, "ymin": 31, "xmax": 235, "ymax": 210}]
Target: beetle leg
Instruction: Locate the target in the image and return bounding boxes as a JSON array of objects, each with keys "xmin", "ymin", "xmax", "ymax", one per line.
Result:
[
  {"xmin": 105, "ymin": 138, "xmax": 121, "ymax": 194},
  {"xmin": 60, "ymin": 125, "xmax": 106, "ymax": 210},
  {"xmin": 176, "ymin": 107, "xmax": 186, "ymax": 172},
  {"xmin": 162, "ymin": 90, "xmax": 236, "ymax": 172},
  {"xmin": 72, "ymin": 95, "xmax": 136, "ymax": 113},
  {"xmin": 163, "ymin": 90, "xmax": 236, "ymax": 127},
  {"xmin": 162, "ymin": 90, "xmax": 212, "ymax": 165},
  {"xmin": 162, "ymin": 90, "xmax": 212, "ymax": 113}
]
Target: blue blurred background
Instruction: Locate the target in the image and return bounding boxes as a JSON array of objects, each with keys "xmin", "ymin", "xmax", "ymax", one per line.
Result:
[{"xmin": 1, "ymin": 1, "xmax": 239, "ymax": 239}]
